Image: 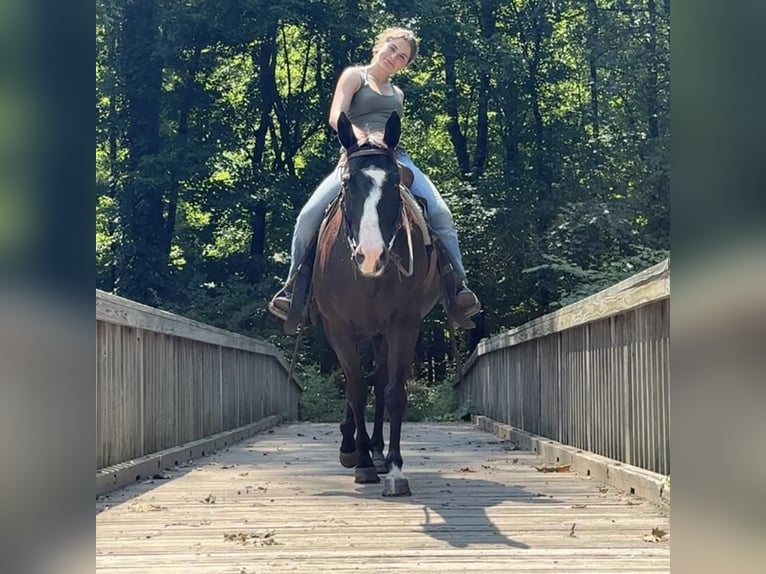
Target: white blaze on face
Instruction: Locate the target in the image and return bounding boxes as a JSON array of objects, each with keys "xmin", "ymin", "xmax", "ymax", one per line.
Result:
[{"xmin": 356, "ymin": 167, "xmax": 387, "ymax": 275}]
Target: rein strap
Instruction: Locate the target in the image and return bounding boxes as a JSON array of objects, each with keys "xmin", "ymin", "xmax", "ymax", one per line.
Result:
[{"xmin": 390, "ymin": 207, "xmax": 415, "ymax": 278}]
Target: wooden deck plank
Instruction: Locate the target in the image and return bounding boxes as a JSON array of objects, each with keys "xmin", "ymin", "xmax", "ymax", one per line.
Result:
[{"xmin": 97, "ymin": 422, "xmax": 669, "ymax": 573}]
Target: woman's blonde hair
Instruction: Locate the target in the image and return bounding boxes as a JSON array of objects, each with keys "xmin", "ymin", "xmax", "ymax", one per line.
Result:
[{"xmin": 372, "ymin": 27, "xmax": 418, "ymax": 63}]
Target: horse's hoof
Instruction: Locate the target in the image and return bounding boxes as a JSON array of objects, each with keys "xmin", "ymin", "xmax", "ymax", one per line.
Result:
[
  {"xmin": 372, "ymin": 454, "xmax": 389, "ymax": 474},
  {"xmin": 339, "ymin": 450, "xmax": 359, "ymax": 468},
  {"xmin": 354, "ymin": 467, "xmax": 381, "ymax": 484},
  {"xmin": 382, "ymin": 476, "xmax": 411, "ymax": 497}
]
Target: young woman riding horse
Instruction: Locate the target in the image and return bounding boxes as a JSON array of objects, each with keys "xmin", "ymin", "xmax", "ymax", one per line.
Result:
[{"xmin": 269, "ymin": 27, "xmax": 480, "ymax": 325}]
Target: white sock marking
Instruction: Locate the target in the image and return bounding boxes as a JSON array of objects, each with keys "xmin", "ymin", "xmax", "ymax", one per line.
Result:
[{"xmin": 387, "ymin": 464, "xmax": 406, "ymax": 480}]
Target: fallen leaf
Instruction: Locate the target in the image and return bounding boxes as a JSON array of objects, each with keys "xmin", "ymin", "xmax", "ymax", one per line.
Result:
[
  {"xmin": 224, "ymin": 530, "xmax": 280, "ymax": 546},
  {"xmin": 128, "ymin": 502, "xmax": 166, "ymax": 513},
  {"xmin": 200, "ymin": 494, "xmax": 216, "ymax": 504},
  {"xmin": 642, "ymin": 527, "xmax": 669, "ymax": 542},
  {"xmin": 458, "ymin": 467, "xmax": 476, "ymax": 472},
  {"xmin": 534, "ymin": 463, "xmax": 571, "ymax": 473}
]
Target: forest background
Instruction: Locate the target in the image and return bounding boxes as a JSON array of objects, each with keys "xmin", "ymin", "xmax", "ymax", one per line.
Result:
[{"xmin": 96, "ymin": 0, "xmax": 669, "ymax": 389}]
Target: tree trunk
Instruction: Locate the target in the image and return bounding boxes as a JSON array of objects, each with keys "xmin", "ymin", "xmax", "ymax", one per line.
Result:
[
  {"xmin": 474, "ymin": 74, "xmax": 490, "ymax": 179},
  {"xmin": 518, "ymin": 1, "xmax": 556, "ymax": 312},
  {"xmin": 247, "ymin": 29, "xmax": 279, "ymax": 283},
  {"xmin": 164, "ymin": 45, "xmax": 201, "ymax": 259},
  {"xmin": 116, "ymin": 0, "xmax": 165, "ymax": 304},
  {"xmin": 252, "ymin": 35, "xmax": 277, "ymax": 168},
  {"xmin": 247, "ymin": 201, "xmax": 267, "ymax": 283},
  {"xmin": 443, "ymin": 42, "xmax": 471, "ymax": 176},
  {"xmin": 646, "ymin": 0, "xmax": 659, "ymax": 139},
  {"xmin": 106, "ymin": 32, "xmax": 119, "ymax": 291},
  {"xmin": 586, "ymin": 0, "xmax": 600, "ymax": 140},
  {"xmin": 473, "ymin": 0, "xmax": 498, "ymax": 178},
  {"xmin": 528, "ymin": 25, "xmax": 552, "ymax": 235}
]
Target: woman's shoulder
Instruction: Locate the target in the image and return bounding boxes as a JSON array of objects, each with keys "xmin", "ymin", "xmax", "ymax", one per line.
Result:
[
  {"xmin": 339, "ymin": 65, "xmax": 366, "ymax": 81},
  {"xmin": 336, "ymin": 66, "xmax": 365, "ymax": 91}
]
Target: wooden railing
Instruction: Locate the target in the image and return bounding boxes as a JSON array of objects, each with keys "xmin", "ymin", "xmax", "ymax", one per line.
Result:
[
  {"xmin": 457, "ymin": 260, "xmax": 670, "ymax": 475},
  {"xmin": 96, "ymin": 290, "xmax": 301, "ymax": 469}
]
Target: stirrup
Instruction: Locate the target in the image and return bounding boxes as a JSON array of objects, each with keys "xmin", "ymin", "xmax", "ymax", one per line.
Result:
[
  {"xmin": 267, "ymin": 286, "xmax": 293, "ymax": 322},
  {"xmin": 460, "ymin": 299, "xmax": 481, "ymax": 318},
  {"xmin": 456, "ymin": 288, "xmax": 481, "ymax": 318}
]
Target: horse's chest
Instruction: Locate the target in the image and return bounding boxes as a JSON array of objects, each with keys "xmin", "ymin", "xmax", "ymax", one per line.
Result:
[{"xmin": 325, "ymin": 277, "xmax": 414, "ymax": 322}]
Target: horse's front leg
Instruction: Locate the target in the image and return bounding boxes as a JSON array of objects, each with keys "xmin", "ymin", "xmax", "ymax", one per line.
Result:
[
  {"xmin": 382, "ymin": 326, "xmax": 419, "ymax": 496},
  {"xmin": 346, "ymin": 378, "xmax": 379, "ymax": 483},
  {"xmin": 324, "ymin": 323, "xmax": 379, "ymax": 484},
  {"xmin": 338, "ymin": 401, "xmax": 358, "ymax": 468},
  {"xmin": 369, "ymin": 335, "xmax": 388, "ymax": 474}
]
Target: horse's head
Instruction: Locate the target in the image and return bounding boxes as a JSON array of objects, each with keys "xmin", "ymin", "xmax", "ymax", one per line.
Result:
[{"xmin": 337, "ymin": 111, "xmax": 402, "ymax": 277}]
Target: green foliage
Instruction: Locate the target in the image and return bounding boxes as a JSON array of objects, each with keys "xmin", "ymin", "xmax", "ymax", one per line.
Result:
[
  {"xmin": 296, "ymin": 365, "xmax": 460, "ymax": 424},
  {"xmin": 404, "ymin": 378, "xmax": 461, "ymax": 422},
  {"xmin": 297, "ymin": 365, "xmax": 346, "ymax": 423},
  {"xmin": 97, "ymin": 0, "xmax": 670, "ymax": 374},
  {"xmin": 523, "ymin": 246, "xmax": 669, "ymax": 309}
]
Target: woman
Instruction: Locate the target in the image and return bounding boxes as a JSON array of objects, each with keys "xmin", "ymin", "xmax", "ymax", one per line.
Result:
[{"xmin": 269, "ymin": 27, "xmax": 480, "ymax": 321}]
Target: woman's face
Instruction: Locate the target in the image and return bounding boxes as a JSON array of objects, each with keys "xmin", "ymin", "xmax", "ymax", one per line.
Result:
[{"xmin": 375, "ymin": 38, "xmax": 412, "ymax": 73}]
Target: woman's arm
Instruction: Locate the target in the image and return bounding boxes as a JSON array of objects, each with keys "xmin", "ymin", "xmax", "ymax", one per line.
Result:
[{"xmin": 328, "ymin": 66, "xmax": 363, "ymax": 133}]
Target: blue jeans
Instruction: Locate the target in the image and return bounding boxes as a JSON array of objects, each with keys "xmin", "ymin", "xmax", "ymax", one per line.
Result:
[{"xmin": 286, "ymin": 151, "xmax": 467, "ymax": 281}]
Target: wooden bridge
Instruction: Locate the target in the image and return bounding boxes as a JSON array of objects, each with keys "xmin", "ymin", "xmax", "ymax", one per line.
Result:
[{"xmin": 97, "ymin": 260, "xmax": 670, "ymax": 573}]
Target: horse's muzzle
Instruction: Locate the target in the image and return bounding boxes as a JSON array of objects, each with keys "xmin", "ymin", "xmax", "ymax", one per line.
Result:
[{"xmin": 353, "ymin": 247, "xmax": 390, "ymax": 277}]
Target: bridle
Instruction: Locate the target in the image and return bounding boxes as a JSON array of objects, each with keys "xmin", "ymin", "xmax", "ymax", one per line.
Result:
[{"xmin": 339, "ymin": 143, "xmax": 415, "ymax": 277}]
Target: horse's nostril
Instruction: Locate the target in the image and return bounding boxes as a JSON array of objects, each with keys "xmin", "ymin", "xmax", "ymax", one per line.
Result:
[
  {"xmin": 380, "ymin": 250, "xmax": 389, "ymax": 265},
  {"xmin": 354, "ymin": 252, "xmax": 365, "ymax": 266}
]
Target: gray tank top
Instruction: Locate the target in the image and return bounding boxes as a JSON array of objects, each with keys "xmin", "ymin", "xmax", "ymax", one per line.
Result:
[{"xmin": 346, "ymin": 67, "xmax": 404, "ymax": 133}]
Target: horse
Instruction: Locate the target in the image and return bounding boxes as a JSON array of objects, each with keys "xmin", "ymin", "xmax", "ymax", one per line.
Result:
[{"xmin": 312, "ymin": 111, "xmax": 441, "ymax": 496}]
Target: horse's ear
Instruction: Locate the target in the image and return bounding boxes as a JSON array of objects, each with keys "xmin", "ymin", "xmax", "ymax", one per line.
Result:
[
  {"xmin": 337, "ymin": 112, "xmax": 356, "ymax": 150},
  {"xmin": 383, "ymin": 112, "xmax": 401, "ymax": 149}
]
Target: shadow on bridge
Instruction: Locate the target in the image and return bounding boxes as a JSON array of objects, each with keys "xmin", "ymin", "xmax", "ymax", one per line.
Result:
[{"xmin": 317, "ymin": 470, "xmax": 561, "ymax": 549}]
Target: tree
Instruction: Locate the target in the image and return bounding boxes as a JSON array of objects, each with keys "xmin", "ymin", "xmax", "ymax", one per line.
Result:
[{"xmin": 96, "ymin": 0, "xmax": 670, "ymax": 377}]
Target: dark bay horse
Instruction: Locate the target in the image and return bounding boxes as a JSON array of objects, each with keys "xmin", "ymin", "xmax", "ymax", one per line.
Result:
[{"xmin": 312, "ymin": 111, "xmax": 440, "ymax": 496}]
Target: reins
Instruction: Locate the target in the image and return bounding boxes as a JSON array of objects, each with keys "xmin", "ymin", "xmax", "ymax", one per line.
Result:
[{"xmin": 390, "ymin": 195, "xmax": 414, "ymax": 277}]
